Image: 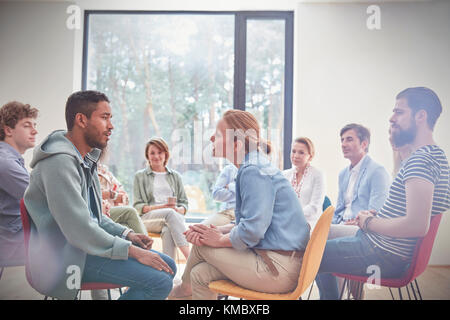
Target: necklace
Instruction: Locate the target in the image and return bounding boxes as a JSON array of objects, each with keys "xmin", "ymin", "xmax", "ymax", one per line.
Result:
[{"xmin": 291, "ymin": 164, "xmax": 310, "ymax": 199}]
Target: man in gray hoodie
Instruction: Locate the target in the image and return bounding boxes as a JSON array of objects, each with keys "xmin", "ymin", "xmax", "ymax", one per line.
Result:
[{"xmin": 23, "ymin": 91, "xmax": 175, "ymax": 300}]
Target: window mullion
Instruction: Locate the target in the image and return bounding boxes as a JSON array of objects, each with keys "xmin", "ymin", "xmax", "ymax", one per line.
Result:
[{"xmin": 233, "ymin": 13, "xmax": 246, "ymax": 110}]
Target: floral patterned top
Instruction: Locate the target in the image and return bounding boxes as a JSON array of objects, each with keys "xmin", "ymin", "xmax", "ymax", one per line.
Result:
[{"xmin": 98, "ymin": 163, "xmax": 129, "ymax": 217}]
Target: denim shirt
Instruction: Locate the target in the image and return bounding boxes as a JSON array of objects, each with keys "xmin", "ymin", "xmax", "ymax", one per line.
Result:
[
  {"xmin": 229, "ymin": 151, "xmax": 310, "ymax": 251},
  {"xmin": 212, "ymin": 164, "xmax": 238, "ymax": 211}
]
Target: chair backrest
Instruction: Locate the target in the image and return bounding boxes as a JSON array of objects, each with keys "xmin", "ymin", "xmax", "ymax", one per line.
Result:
[
  {"xmin": 290, "ymin": 206, "xmax": 334, "ymax": 299},
  {"xmin": 406, "ymin": 213, "xmax": 443, "ymax": 282},
  {"xmin": 322, "ymin": 195, "xmax": 332, "ymax": 212},
  {"xmin": 19, "ymin": 199, "xmax": 34, "ymax": 287}
]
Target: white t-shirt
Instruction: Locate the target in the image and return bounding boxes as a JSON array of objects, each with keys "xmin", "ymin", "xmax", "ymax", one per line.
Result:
[
  {"xmin": 342, "ymin": 155, "xmax": 366, "ymax": 221},
  {"xmin": 153, "ymin": 172, "xmax": 174, "ymax": 205}
]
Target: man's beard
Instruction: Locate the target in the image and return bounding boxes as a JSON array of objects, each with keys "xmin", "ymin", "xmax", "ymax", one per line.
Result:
[
  {"xmin": 84, "ymin": 129, "xmax": 107, "ymax": 150},
  {"xmin": 391, "ymin": 121, "xmax": 417, "ymax": 148}
]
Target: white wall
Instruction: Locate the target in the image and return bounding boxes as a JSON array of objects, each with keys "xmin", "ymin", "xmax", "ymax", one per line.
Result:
[
  {"xmin": 0, "ymin": 1, "xmax": 75, "ymax": 165},
  {"xmin": 295, "ymin": 1, "xmax": 450, "ymax": 265},
  {"xmin": 1, "ymin": 0, "xmax": 449, "ymax": 264}
]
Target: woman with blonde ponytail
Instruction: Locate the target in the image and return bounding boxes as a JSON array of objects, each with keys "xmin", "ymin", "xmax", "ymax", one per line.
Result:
[{"xmin": 169, "ymin": 110, "xmax": 310, "ymax": 300}]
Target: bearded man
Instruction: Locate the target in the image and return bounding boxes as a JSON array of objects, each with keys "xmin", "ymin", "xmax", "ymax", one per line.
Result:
[
  {"xmin": 24, "ymin": 91, "xmax": 175, "ymax": 300},
  {"xmin": 315, "ymin": 87, "xmax": 450, "ymax": 300}
]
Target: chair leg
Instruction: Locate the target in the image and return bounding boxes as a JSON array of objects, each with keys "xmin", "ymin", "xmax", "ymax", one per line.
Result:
[
  {"xmin": 0, "ymin": 267, "xmax": 4, "ymax": 281},
  {"xmin": 119, "ymin": 288, "xmax": 123, "ymax": 296},
  {"xmin": 388, "ymin": 288, "xmax": 395, "ymax": 300},
  {"xmin": 44, "ymin": 296, "xmax": 49, "ymax": 300},
  {"xmin": 358, "ymin": 282, "xmax": 364, "ymax": 300},
  {"xmin": 409, "ymin": 283, "xmax": 418, "ymax": 300},
  {"xmin": 175, "ymin": 248, "xmax": 180, "ymax": 265},
  {"xmin": 414, "ymin": 279, "xmax": 423, "ymax": 300},
  {"xmin": 107, "ymin": 289, "xmax": 112, "ymax": 300},
  {"xmin": 339, "ymin": 278, "xmax": 347, "ymax": 300},
  {"xmin": 346, "ymin": 281, "xmax": 351, "ymax": 300},
  {"xmin": 307, "ymin": 281, "xmax": 314, "ymax": 300},
  {"xmin": 405, "ymin": 285, "xmax": 411, "ymax": 300},
  {"xmin": 352, "ymin": 281, "xmax": 362, "ymax": 300},
  {"xmin": 398, "ymin": 287, "xmax": 403, "ymax": 300}
]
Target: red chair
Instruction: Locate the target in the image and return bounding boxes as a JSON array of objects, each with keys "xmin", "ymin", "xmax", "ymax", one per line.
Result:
[
  {"xmin": 334, "ymin": 214, "xmax": 443, "ymax": 300},
  {"xmin": 20, "ymin": 199, "xmax": 124, "ymax": 300}
]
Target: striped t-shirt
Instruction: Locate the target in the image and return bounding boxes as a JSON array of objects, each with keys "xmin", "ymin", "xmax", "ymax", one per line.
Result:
[{"xmin": 365, "ymin": 145, "xmax": 450, "ymax": 259}]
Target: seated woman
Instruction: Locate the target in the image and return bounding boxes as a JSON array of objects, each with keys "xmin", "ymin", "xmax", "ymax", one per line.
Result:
[
  {"xmin": 282, "ymin": 137, "xmax": 326, "ymax": 231},
  {"xmin": 133, "ymin": 137, "xmax": 190, "ymax": 260},
  {"xmin": 91, "ymin": 150, "xmax": 149, "ymax": 300},
  {"xmin": 169, "ymin": 110, "xmax": 310, "ymax": 300},
  {"xmin": 202, "ymin": 162, "xmax": 238, "ymax": 227},
  {"xmin": 98, "ymin": 152, "xmax": 147, "ymax": 235}
]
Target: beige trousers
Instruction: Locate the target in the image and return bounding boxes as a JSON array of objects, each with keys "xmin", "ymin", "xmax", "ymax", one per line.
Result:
[
  {"xmin": 201, "ymin": 209, "xmax": 235, "ymax": 227},
  {"xmin": 182, "ymin": 245, "xmax": 302, "ymax": 300}
]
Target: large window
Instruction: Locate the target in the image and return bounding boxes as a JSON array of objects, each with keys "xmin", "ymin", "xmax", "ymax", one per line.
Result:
[{"xmin": 83, "ymin": 11, "xmax": 293, "ymax": 219}]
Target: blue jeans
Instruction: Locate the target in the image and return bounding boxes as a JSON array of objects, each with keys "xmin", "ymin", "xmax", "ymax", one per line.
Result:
[
  {"xmin": 316, "ymin": 230, "xmax": 411, "ymax": 300},
  {"xmin": 82, "ymin": 249, "xmax": 176, "ymax": 300}
]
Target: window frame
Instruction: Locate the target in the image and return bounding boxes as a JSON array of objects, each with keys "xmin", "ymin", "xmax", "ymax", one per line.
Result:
[{"xmin": 82, "ymin": 10, "xmax": 294, "ymax": 169}]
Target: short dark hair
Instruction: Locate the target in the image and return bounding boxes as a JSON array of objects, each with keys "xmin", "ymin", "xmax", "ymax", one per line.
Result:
[
  {"xmin": 396, "ymin": 87, "xmax": 442, "ymax": 130},
  {"xmin": 340, "ymin": 123, "xmax": 371, "ymax": 153},
  {"xmin": 65, "ymin": 90, "xmax": 110, "ymax": 131},
  {"xmin": 0, "ymin": 101, "xmax": 39, "ymax": 140}
]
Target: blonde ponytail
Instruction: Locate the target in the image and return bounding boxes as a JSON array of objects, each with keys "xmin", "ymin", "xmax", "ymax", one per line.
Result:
[{"xmin": 223, "ymin": 110, "xmax": 271, "ymax": 155}]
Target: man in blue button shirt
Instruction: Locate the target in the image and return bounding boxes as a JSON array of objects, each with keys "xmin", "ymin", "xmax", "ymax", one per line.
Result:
[
  {"xmin": 202, "ymin": 163, "xmax": 238, "ymax": 226},
  {"xmin": 0, "ymin": 101, "xmax": 38, "ymax": 272}
]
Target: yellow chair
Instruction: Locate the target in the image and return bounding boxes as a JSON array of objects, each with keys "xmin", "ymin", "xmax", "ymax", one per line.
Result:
[
  {"xmin": 147, "ymin": 232, "xmax": 184, "ymax": 264},
  {"xmin": 208, "ymin": 206, "xmax": 334, "ymax": 300},
  {"xmin": 184, "ymin": 185, "xmax": 207, "ymax": 213}
]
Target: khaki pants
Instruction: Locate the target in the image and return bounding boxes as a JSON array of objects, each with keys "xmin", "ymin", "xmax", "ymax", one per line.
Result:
[
  {"xmin": 109, "ymin": 206, "xmax": 147, "ymax": 235},
  {"xmin": 201, "ymin": 209, "xmax": 235, "ymax": 227},
  {"xmin": 182, "ymin": 245, "xmax": 302, "ymax": 300}
]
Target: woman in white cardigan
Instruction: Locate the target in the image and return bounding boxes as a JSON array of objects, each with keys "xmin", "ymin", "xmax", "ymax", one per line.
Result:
[{"xmin": 282, "ymin": 137, "xmax": 326, "ymax": 231}]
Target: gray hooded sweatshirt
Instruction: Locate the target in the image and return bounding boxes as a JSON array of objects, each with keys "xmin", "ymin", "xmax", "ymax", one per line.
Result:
[{"xmin": 24, "ymin": 130, "xmax": 131, "ymax": 300}]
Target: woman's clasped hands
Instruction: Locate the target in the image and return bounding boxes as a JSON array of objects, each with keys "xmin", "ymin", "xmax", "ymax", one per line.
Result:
[{"xmin": 184, "ymin": 224, "xmax": 224, "ymax": 247}]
